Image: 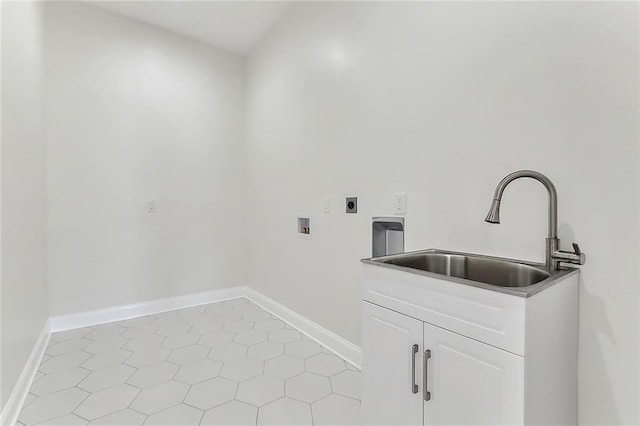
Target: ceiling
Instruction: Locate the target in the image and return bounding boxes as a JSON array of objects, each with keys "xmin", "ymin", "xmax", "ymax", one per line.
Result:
[{"xmin": 92, "ymin": 1, "xmax": 292, "ymax": 55}]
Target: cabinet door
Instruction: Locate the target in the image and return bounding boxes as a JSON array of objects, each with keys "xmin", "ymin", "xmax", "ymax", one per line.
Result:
[
  {"xmin": 361, "ymin": 301, "xmax": 423, "ymax": 426},
  {"xmin": 423, "ymin": 323, "xmax": 524, "ymax": 425}
]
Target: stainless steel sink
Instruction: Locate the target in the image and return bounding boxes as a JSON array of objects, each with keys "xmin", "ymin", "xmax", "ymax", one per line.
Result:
[
  {"xmin": 384, "ymin": 252, "xmax": 549, "ymax": 287},
  {"xmin": 362, "ymin": 249, "xmax": 576, "ymax": 297}
]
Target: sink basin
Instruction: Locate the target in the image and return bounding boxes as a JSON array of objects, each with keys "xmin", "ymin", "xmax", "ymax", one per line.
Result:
[
  {"xmin": 362, "ymin": 249, "xmax": 575, "ymax": 297},
  {"xmin": 383, "ymin": 252, "xmax": 550, "ymax": 287}
]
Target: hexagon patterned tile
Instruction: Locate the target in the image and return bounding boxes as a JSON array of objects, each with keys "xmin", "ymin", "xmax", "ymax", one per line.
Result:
[
  {"xmin": 184, "ymin": 377, "xmax": 237, "ymax": 410},
  {"xmin": 174, "ymin": 359, "xmax": 222, "ymax": 385},
  {"xmin": 236, "ymin": 376, "xmax": 284, "ymax": 407},
  {"xmin": 286, "ymin": 372, "xmax": 332, "ymax": 403},
  {"xmin": 254, "ymin": 319, "xmax": 285, "ymax": 332},
  {"xmin": 77, "ymin": 364, "xmax": 136, "ymax": 392},
  {"xmin": 201, "ymin": 400, "xmax": 257, "ymax": 425},
  {"xmin": 264, "ymin": 355, "xmax": 305, "ymax": 379},
  {"xmin": 258, "ymin": 396, "xmax": 313, "ymax": 425},
  {"xmin": 18, "ymin": 297, "xmax": 360, "ymax": 425},
  {"xmin": 30, "ymin": 368, "xmax": 90, "ymax": 396},
  {"xmin": 85, "ymin": 324, "xmax": 126, "ymax": 341},
  {"xmin": 208, "ymin": 342, "xmax": 247, "ymax": 362}
]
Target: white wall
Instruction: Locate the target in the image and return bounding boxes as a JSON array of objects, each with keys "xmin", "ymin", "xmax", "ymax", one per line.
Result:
[
  {"xmin": 245, "ymin": 2, "xmax": 639, "ymax": 424},
  {"xmin": 0, "ymin": 0, "xmax": 48, "ymax": 410},
  {"xmin": 45, "ymin": 2, "xmax": 246, "ymax": 317}
]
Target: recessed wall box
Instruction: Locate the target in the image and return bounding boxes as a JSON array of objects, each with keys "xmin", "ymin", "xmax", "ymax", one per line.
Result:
[
  {"xmin": 297, "ymin": 217, "xmax": 310, "ymax": 236},
  {"xmin": 372, "ymin": 216, "xmax": 404, "ymax": 257}
]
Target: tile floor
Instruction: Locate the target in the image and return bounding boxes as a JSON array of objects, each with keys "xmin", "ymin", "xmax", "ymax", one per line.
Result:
[{"xmin": 17, "ymin": 298, "xmax": 361, "ymax": 426}]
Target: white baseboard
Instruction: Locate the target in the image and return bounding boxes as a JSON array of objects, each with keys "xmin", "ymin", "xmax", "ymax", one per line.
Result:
[
  {"xmin": 0, "ymin": 320, "xmax": 51, "ymax": 426},
  {"xmin": 244, "ymin": 288, "xmax": 362, "ymax": 369},
  {"xmin": 50, "ymin": 286, "xmax": 247, "ymax": 332}
]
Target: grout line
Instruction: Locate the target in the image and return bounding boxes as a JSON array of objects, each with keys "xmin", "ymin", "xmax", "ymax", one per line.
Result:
[
  {"xmin": 178, "ymin": 382, "xmax": 193, "ymax": 409},
  {"xmin": 254, "ymin": 402, "xmax": 259, "ymax": 426},
  {"xmin": 71, "ymin": 410, "xmax": 91, "ymax": 423},
  {"xmin": 67, "ymin": 387, "xmax": 92, "ymax": 422},
  {"xmin": 310, "ymin": 399, "xmax": 316, "ymax": 426},
  {"xmin": 333, "ymin": 393, "xmax": 361, "ymax": 403},
  {"xmin": 128, "ymin": 406, "xmax": 148, "ymax": 416},
  {"xmin": 193, "ymin": 409, "xmax": 204, "ymax": 426},
  {"xmin": 181, "ymin": 401, "xmax": 204, "ymax": 412}
]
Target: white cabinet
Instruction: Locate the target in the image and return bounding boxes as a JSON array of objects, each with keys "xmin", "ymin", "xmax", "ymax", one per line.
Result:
[
  {"xmin": 362, "ymin": 302, "xmax": 523, "ymax": 426},
  {"xmin": 422, "ymin": 321, "xmax": 523, "ymax": 426},
  {"xmin": 361, "ymin": 302, "xmax": 423, "ymax": 426},
  {"xmin": 361, "ymin": 263, "xmax": 579, "ymax": 426}
]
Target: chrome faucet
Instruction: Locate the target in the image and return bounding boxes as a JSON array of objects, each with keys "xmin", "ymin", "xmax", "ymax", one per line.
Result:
[{"xmin": 484, "ymin": 170, "xmax": 586, "ymax": 271}]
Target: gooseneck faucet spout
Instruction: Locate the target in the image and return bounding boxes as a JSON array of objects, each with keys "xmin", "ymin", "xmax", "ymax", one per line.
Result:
[
  {"xmin": 484, "ymin": 170, "xmax": 585, "ymax": 271},
  {"xmin": 485, "ymin": 170, "xmax": 558, "ymax": 238}
]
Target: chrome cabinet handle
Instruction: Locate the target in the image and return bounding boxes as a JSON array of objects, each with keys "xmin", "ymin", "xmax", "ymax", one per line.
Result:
[
  {"xmin": 411, "ymin": 344, "xmax": 419, "ymax": 394},
  {"xmin": 424, "ymin": 349, "xmax": 432, "ymax": 401}
]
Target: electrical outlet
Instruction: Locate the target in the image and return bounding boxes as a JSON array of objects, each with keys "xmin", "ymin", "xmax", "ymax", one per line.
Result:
[
  {"xmin": 394, "ymin": 193, "xmax": 406, "ymax": 215},
  {"xmin": 146, "ymin": 199, "xmax": 156, "ymax": 213},
  {"xmin": 346, "ymin": 197, "xmax": 358, "ymax": 214}
]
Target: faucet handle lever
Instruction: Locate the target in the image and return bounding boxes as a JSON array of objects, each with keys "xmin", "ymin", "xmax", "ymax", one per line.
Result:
[
  {"xmin": 552, "ymin": 242, "xmax": 586, "ymax": 266},
  {"xmin": 569, "ymin": 243, "xmax": 586, "ymax": 266}
]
